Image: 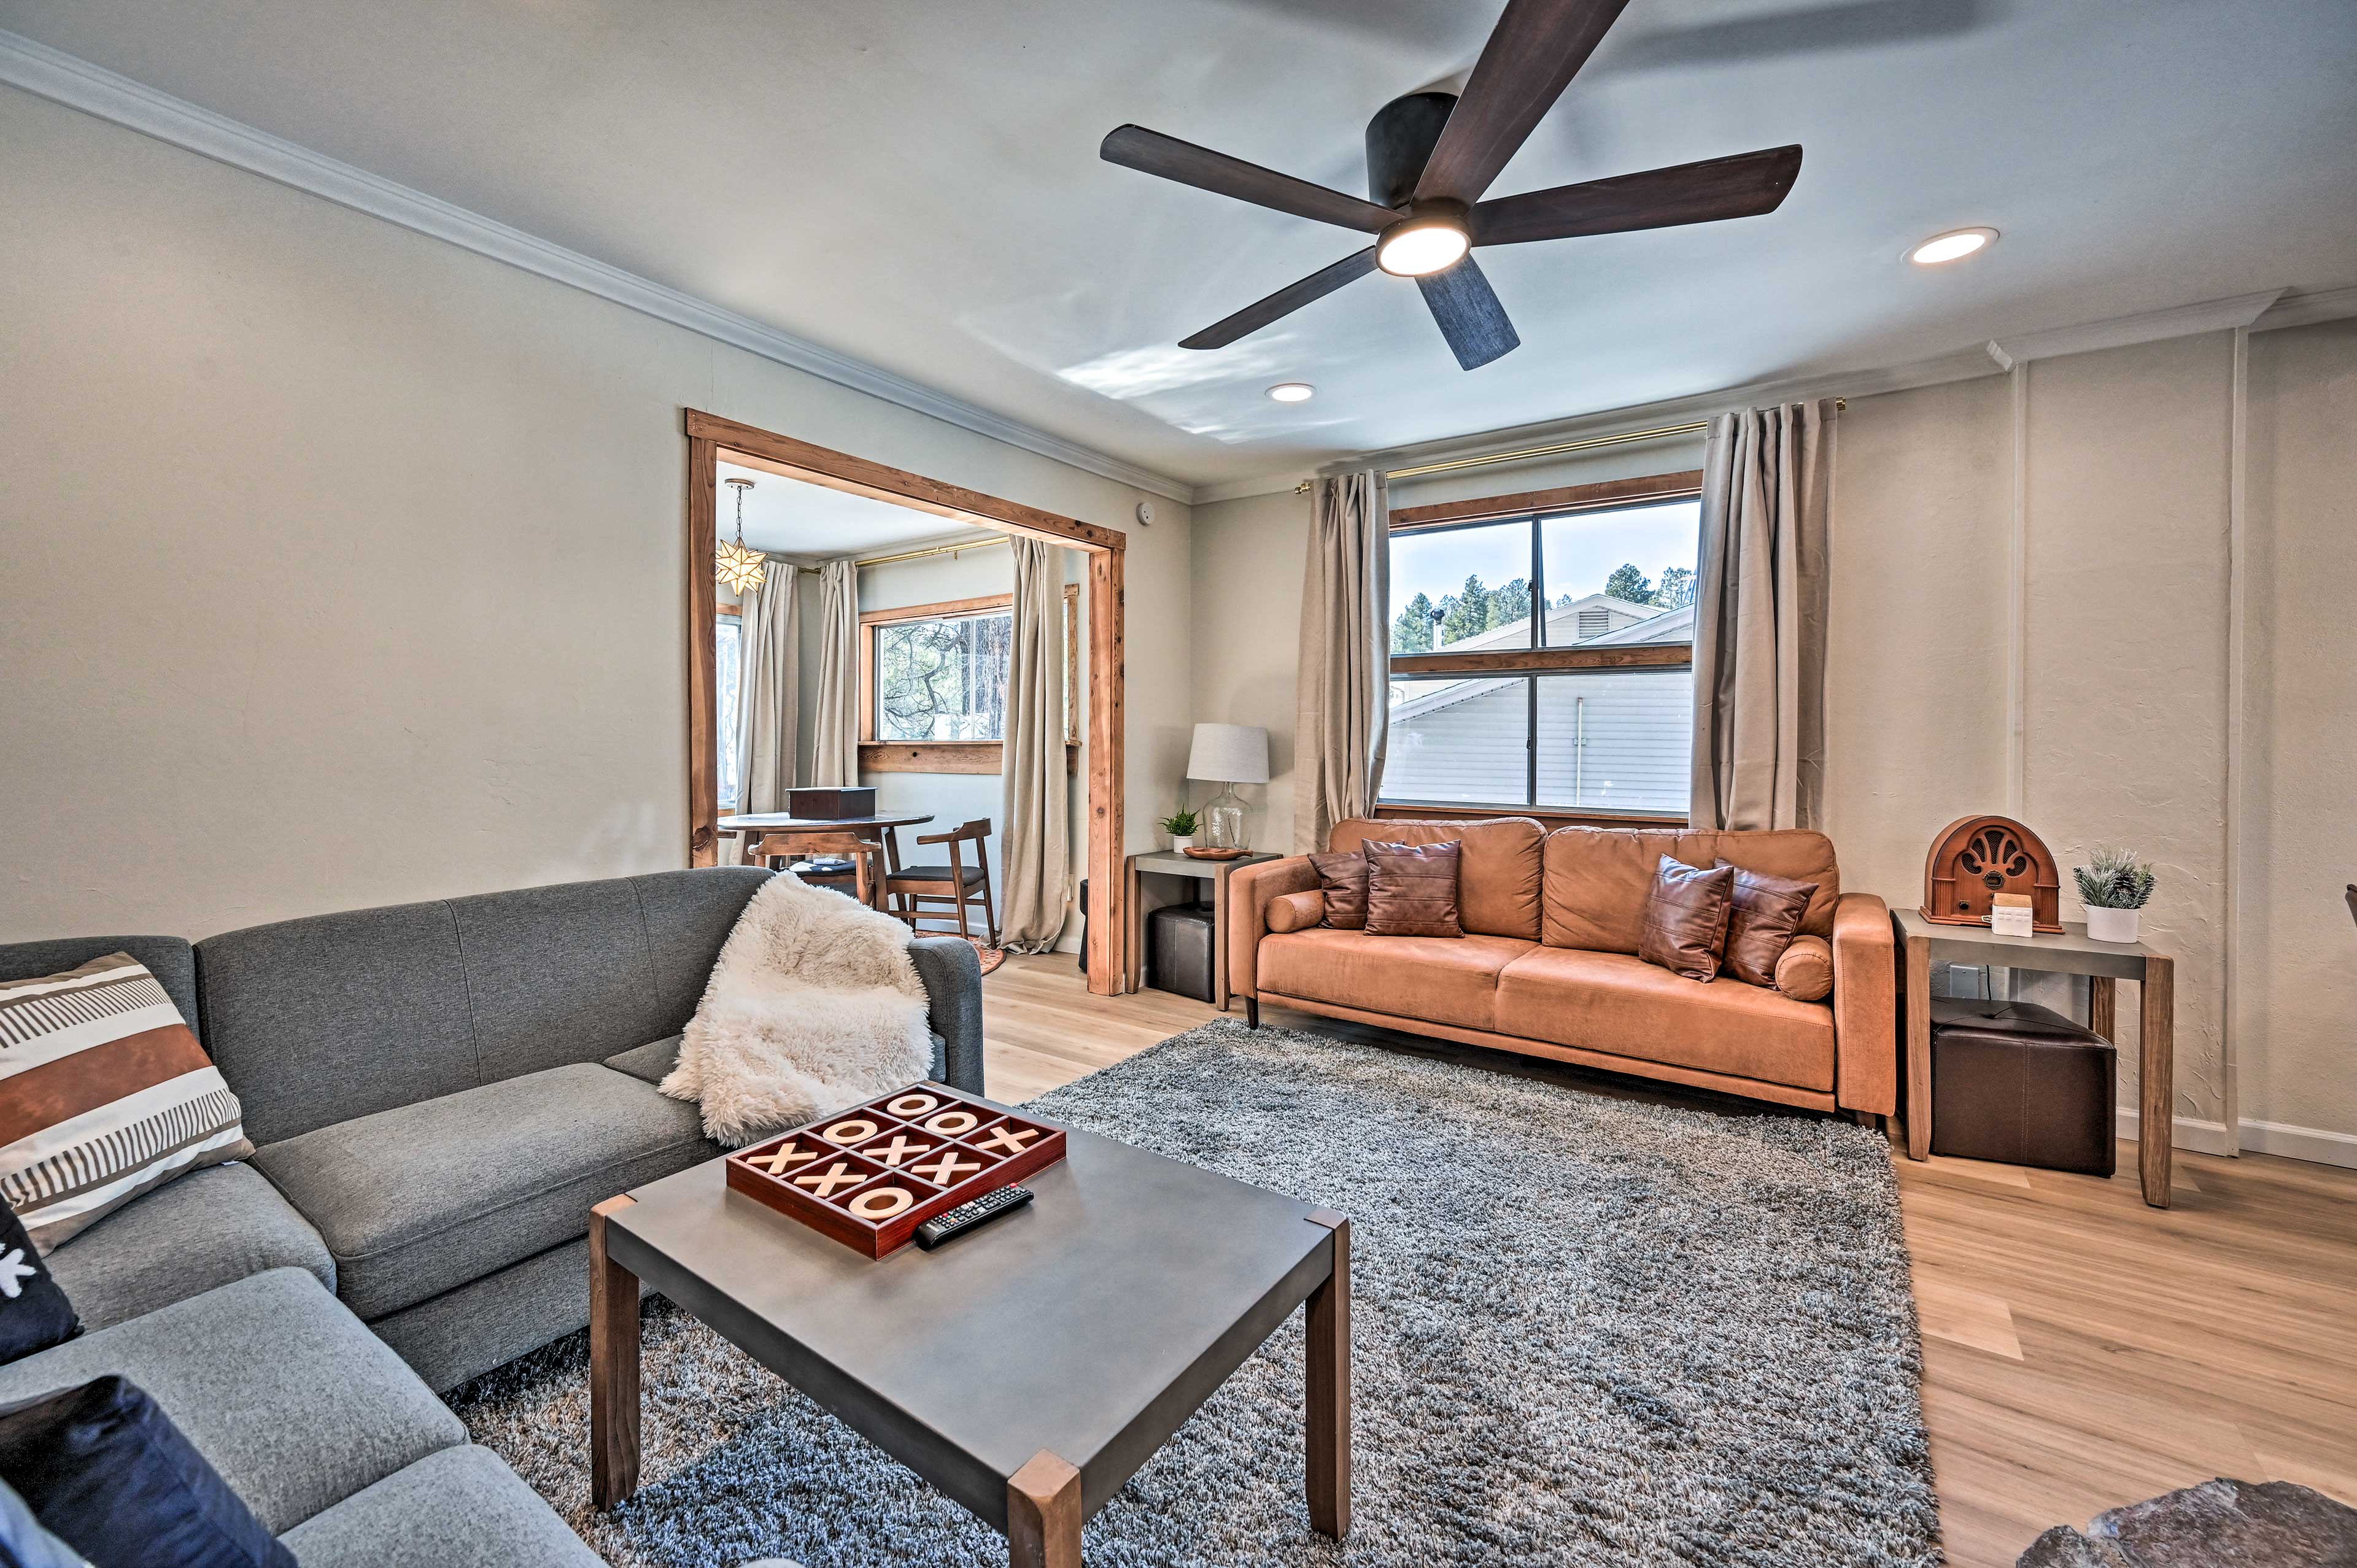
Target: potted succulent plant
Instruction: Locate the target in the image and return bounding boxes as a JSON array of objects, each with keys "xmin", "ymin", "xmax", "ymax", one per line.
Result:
[
  {"xmin": 1158, "ymin": 808, "xmax": 1200, "ymax": 853},
  {"xmin": 2074, "ymin": 846, "xmax": 2155, "ymax": 943}
]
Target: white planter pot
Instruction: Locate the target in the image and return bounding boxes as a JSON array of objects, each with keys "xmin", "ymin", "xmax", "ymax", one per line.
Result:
[
  {"xmin": 1169, "ymin": 835, "xmax": 1193, "ymax": 853},
  {"xmin": 2084, "ymin": 905, "xmax": 2141, "ymax": 944}
]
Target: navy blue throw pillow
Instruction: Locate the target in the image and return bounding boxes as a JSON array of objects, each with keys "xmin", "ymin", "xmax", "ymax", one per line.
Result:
[
  {"xmin": 0, "ymin": 1205, "xmax": 77, "ymax": 1367},
  {"xmin": 0, "ymin": 1378, "xmax": 293, "ymax": 1568}
]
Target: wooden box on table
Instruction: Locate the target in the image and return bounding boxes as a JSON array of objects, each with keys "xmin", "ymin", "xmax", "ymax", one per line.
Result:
[{"xmin": 724, "ymin": 1083, "xmax": 1066, "ymax": 1258}]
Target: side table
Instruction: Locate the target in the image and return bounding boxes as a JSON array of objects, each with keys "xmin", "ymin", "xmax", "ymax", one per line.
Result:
[
  {"xmin": 1894, "ymin": 908, "xmax": 2176, "ymax": 1207},
  {"xmin": 1124, "ymin": 851, "xmax": 1277, "ymax": 1010}
]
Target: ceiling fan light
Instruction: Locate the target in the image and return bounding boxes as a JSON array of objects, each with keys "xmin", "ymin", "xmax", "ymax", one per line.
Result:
[
  {"xmin": 1266, "ymin": 382, "xmax": 1315, "ymax": 403},
  {"xmin": 1377, "ymin": 217, "xmax": 1471, "ymax": 277},
  {"xmin": 1908, "ymin": 227, "xmax": 1998, "ymax": 266}
]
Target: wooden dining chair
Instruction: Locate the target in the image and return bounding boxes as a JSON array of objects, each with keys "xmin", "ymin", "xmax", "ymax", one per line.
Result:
[
  {"xmin": 884, "ymin": 819, "xmax": 997, "ymax": 944},
  {"xmin": 749, "ymin": 830, "xmax": 888, "ymax": 908}
]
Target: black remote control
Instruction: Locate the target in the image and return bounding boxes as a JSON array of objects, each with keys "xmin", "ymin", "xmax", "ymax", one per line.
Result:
[{"xmin": 915, "ymin": 1185, "xmax": 1034, "ymax": 1249}]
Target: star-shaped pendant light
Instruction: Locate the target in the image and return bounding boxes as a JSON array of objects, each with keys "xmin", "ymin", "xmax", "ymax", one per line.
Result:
[{"xmin": 716, "ymin": 476, "xmax": 767, "ymax": 593}]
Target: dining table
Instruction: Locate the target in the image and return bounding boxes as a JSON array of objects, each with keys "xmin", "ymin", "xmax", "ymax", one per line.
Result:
[{"xmin": 718, "ymin": 811, "xmax": 935, "ymax": 909}]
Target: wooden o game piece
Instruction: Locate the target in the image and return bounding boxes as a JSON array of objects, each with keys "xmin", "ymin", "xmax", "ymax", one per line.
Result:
[
  {"xmin": 910, "ymin": 1152, "xmax": 981, "ymax": 1185},
  {"xmin": 821, "ymin": 1118, "xmax": 880, "ymax": 1146},
  {"xmin": 886, "ymin": 1093, "xmax": 942, "ymax": 1118},
  {"xmin": 848, "ymin": 1186, "xmax": 914, "ymax": 1220},
  {"xmin": 792, "ymin": 1162, "xmax": 864, "ymax": 1197},
  {"xmin": 975, "ymin": 1125, "xmax": 1040, "ymax": 1156},
  {"xmin": 753, "ymin": 1144, "xmax": 819, "ymax": 1176},
  {"xmin": 923, "ymin": 1110, "xmax": 980, "ymax": 1137},
  {"xmin": 870, "ymin": 1135, "xmax": 933, "ymax": 1168}
]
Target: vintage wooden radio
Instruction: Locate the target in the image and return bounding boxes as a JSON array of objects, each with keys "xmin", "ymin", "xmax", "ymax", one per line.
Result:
[{"xmin": 1921, "ymin": 814, "xmax": 2062, "ymax": 933}]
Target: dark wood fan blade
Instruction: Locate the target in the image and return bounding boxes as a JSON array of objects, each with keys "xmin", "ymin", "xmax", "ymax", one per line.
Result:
[
  {"xmin": 1415, "ymin": 0, "xmax": 1637, "ymax": 204},
  {"xmin": 1417, "ymin": 256, "xmax": 1520, "ymax": 369},
  {"xmin": 1180, "ymin": 248, "xmax": 1380, "ymax": 350},
  {"xmin": 1102, "ymin": 126, "xmax": 1400, "ymax": 234},
  {"xmin": 1470, "ymin": 146, "xmax": 1803, "ymax": 245}
]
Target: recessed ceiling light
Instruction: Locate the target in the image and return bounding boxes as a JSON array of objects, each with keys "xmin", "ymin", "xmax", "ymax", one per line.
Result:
[
  {"xmin": 1376, "ymin": 212, "xmax": 1472, "ymax": 277},
  {"xmin": 1908, "ymin": 227, "xmax": 1999, "ymax": 266},
  {"xmin": 1266, "ymin": 382, "xmax": 1315, "ymax": 403}
]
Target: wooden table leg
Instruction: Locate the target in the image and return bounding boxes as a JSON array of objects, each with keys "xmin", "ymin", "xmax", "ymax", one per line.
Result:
[
  {"xmin": 589, "ymin": 1195, "xmax": 641, "ymax": 1510},
  {"xmin": 1007, "ymin": 1450, "xmax": 1082, "ymax": 1568},
  {"xmin": 1904, "ymin": 933, "xmax": 1933, "ymax": 1161},
  {"xmin": 2087, "ymin": 975, "xmax": 2117, "ymax": 1041},
  {"xmin": 1213, "ymin": 862, "xmax": 1232, "ymax": 1013},
  {"xmin": 2139, "ymin": 957, "xmax": 2175, "ymax": 1208},
  {"xmin": 1304, "ymin": 1210, "xmax": 1351, "ymax": 1539},
  {"xmin": 1124, "ymin": 860, "xmax": 1142, "ymax": 997}
]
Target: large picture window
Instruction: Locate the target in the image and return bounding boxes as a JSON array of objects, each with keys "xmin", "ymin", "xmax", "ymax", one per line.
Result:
[{"xmin": 1382, "ymin": 473, "xmax": 1701, "ymax": 820}]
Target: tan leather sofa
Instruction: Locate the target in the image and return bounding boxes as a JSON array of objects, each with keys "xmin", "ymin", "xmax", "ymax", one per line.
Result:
[{"xmin": 1228, "ymin": 817, "xmax": 1898, "ymax": 1118}]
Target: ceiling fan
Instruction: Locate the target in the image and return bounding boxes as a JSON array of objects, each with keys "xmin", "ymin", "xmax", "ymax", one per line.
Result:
[{"xmin": 1099, "ymin": 0, "xmax": 1803, "ymax": 371}]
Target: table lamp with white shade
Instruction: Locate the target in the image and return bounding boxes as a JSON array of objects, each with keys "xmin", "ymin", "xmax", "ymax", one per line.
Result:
[{"xmin": 1186, "ymin": 723, "xmax": 1271, "ymax": 851}]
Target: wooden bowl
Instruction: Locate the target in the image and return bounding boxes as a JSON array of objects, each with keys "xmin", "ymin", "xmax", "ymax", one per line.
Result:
[{"xmin": 1182, "ymin": 846, "xmax": 1248, "ymax": 860}]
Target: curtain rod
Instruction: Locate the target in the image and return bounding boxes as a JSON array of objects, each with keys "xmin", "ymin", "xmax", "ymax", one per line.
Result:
[
  {"xmin": 1293, "ymin": 399, "xmax": 1846, "ymax": 495},
  {"xmin": 787, "ymin": 533, "xmax": 1012, "ymax": 574}
]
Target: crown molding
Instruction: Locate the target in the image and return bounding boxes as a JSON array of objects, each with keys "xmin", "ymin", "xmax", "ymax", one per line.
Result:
[
  {"xmin": 2253, "ymin": 283, "xmax": 2357, "ymax": 333},
  {"xmin": 0, "ymin": 29, "xmax": 1197, "ymax": 505},
  {"xmin": 1199, "ymin": 279, "xmax": 2348, "ymax": 506},
  {"xmin": 1984, "ymin": 288, "xmax": 2283, "ymax": 366}
]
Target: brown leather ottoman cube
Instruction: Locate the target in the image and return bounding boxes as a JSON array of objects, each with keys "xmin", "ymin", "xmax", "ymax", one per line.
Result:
[{"xmin": 1930, "ymin": 997, "xmax": 2117, "ymax": 1176}]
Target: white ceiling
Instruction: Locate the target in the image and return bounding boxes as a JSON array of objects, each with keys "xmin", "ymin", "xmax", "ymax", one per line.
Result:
[
  {"xmin": 8, "ymin": 0, "xmax": 2352, "ymax": 489},
  {"xmin": 718, "ymin": 463, "xmax": 978, "ymax": 558}
]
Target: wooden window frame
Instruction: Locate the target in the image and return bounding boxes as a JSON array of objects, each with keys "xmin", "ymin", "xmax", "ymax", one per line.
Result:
[
  {"xmin": 684, "ymin": 409, "xmax": 1129, "ymax": 995},
  {"xmin": 855, "ymin": 586, "xmax": 1081, "ymax": 774},
  {"xmin": 1382, "ymin": 469, "xmax": 1703, "ymax": 825}
]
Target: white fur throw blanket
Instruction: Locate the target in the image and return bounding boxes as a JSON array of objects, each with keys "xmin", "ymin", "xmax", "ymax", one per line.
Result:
[{"xmin": 661, "ymin": 872, "xmax": 933, "ymax": 1143}]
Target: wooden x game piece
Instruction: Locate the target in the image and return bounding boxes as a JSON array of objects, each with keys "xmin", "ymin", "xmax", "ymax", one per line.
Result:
[
  {"xmin": 975, "ymin": 1126, "xmax": 1039, "ymax": 1156},
  {"xmin": 870, "ymin": 1135, "xmax": 932, "ymax": 1168},
  {"xmin": 752, "ymin": 1144, "xmax": 819, "ymax": 1176},
  {"xmin": 911, "ymin": 1152, "xmax": 981, "ymax": 1184},
  {"xmin": 792, "ymin": 1162, "xmax": 864, "ymax": 1197}
]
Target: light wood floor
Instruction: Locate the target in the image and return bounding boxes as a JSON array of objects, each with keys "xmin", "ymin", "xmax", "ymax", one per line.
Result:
[{"xmin": 981, "ymin": 954, "xmax": 2357, "ymax": 1567}]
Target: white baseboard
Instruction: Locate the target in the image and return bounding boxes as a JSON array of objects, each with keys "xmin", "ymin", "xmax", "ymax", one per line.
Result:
[
  {"xmin": 2116, "ymin": 1108, "xmax": 2235, "ymax": 1157},
  {"xmin": 2237, "ymin": 1118, "xmax": 2357, "ymax": 1170},
  {"xmin": 2115, "ymin": 1108, "xmax": 2357, "ymax": 1168}
]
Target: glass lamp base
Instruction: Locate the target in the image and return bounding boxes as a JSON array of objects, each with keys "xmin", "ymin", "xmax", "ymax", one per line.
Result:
[{"xmin": 1202, "ymin": 786, "xmax": 1250, "ymax": 851}]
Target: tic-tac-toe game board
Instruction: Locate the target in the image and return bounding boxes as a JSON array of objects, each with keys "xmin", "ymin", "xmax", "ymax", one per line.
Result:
[{"xmin": 724, "ymin": 1084, "xmax": 1067, "ymax": 1257}]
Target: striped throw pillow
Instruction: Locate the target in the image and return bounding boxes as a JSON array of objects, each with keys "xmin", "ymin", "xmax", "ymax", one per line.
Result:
[{"xmin": 1, "ymin": 954, "xmax": 253, "ymax": 1253}]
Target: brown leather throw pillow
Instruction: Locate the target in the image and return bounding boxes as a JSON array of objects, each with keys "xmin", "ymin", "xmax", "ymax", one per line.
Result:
[
  {"xmin": 1717, "ymin": 860, "xmax": 1822, "ymax": 989},
  {"xmin": 1363, "ymin": 840, "xmax": 1464, "ymax": 938},
  {"xmin": 1308, "ymin": 851, "xmax": 1370, "ymax": 930},
  {"xmin": 1638, "ymin": 855, "xmax": 1736, "ymax": 982}
]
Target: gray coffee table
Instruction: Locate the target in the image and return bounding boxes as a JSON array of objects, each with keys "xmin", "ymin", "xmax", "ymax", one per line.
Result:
[{"xmin": 587, "ymin": 1116, "xmax": 1351, "ymax": 1566}]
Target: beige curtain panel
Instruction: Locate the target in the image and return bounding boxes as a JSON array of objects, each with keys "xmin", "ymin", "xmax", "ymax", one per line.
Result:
[
  {"xmin": 1690, "ymin": 399, "xmax": 1836, "ymax": 831},
  {"xmin": 998, "ymin": 538, "xmax": 1071, "ymax": 952},
  {"xmin": 1293, "ymin": 470, "xmax": 1390, "ymax": 852},
  {"xmin": 729, "ymin": 568, "xmax": 800, "ymax": 865},
  {"xmin": 810, "ymin": 558, "xmax": 861, "ymax": 789}
]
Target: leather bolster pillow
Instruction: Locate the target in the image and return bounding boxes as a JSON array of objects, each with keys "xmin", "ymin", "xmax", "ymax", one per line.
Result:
[
  {"xmin": 1264, "ymin": 890, "xmax": 1325, "ymax": 933},
  {"xmin": 1774, "ymin": 935, "xmax": 1834, "ymax": 1001}
]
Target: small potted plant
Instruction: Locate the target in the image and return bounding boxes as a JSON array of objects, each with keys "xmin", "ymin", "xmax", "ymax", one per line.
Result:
[
  {"xmin": 1158, "ymin": 808, "xmax": 1199, "ymax": 853},
  {"xmin": 2074, "ymin": 847, "xmax": 2155, "ymax": 943}
]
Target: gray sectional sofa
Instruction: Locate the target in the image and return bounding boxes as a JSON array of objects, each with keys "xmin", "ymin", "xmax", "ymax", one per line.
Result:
[{"xmin": 0, "ymin": 867, "xmax": 986, "ymax": 1565}]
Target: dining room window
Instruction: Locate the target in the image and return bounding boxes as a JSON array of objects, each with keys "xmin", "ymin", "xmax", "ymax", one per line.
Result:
[
  {"xmin": 857, "ymin": 587, "xmax": 1082, "ymax": 767},
  {"xmin": 715, "ymin": 608, "xmax": 743, "ymax": 809}
]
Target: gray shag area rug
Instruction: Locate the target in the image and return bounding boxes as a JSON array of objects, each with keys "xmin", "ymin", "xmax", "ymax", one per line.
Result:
[{"xmin": 453, "ymin": 1020, "xmax": 1938, "ymax": 1567}]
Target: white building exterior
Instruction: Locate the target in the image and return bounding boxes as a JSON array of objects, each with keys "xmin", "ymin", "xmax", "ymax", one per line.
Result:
[{"xmin": 1384, "ymin": 595, "xmax": 1693, "ymax": 816}]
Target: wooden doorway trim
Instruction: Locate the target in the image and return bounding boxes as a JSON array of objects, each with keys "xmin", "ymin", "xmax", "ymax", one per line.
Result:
[{"xmin": 684, "ymin": 410, "xmax": 1128, "ymax": 995}]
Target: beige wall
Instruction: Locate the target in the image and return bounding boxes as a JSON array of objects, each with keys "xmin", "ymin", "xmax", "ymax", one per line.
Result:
[
  {"xmin": 0, "ymin": 84, "xmax": 1190, "ymax": 943},
  {"xmin": 2242, "ymin": 320, "xmax": 2357, "ymax": 1149},
  {"xmin": 1191, "ymin": 326, "xmax": 2357, "ymax": 1154}
]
